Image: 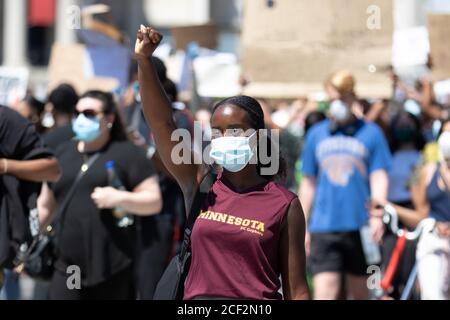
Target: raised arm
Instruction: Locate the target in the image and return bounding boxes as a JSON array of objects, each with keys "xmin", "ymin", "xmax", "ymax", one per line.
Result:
[
  {"xmin": 135, "ymin": 26, "xmax": 198, "ymax": 193},
  {"xmin": 420, "ymin": 78, "xmax": 447, "ymax": 120}
]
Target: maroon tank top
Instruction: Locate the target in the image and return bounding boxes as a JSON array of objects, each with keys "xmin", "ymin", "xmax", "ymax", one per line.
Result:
[{"xmin": 183, "ymin": 175, "xmax": 297, "ymax": 300}]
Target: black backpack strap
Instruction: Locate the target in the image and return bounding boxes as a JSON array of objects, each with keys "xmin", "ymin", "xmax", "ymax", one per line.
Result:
[
  {"xmin": 179, "ymin": 171, "xmax": 216, "ymax": 259},
  {"xmin": 48, "ymin": 152, "xmax": 102, "ymax": 237},
  {"xmin": 14, "ymin": 152, "xmax": 102, "ymax": 267}
]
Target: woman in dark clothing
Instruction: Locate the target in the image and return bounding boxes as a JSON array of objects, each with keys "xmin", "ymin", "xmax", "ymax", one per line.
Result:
[{"xmin": 38, "ymin": 90, "xmax": 162, "ymax": 300}]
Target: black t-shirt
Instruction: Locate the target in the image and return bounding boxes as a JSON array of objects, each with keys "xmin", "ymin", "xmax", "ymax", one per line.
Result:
[
  {"xmin": 0, "ymin": 106, "xmax": 51, "ymax": 160},
  {"xmin": 43, "ymin": 124, "xmax": 74, "ymax": 151},
  {"xmin": 52, "ymin": 139, "xmax": 155, "ymax": 286},
  {"xmin": 0, "ymin": 106, "xmax": 53, "ymax": 268}
]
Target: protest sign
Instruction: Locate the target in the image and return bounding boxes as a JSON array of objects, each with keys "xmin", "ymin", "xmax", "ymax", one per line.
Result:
[
  {"xmin": 428, "ymin": 14, "xmax": 450, "ymax": 81},
  {"xmin": 0, "ymin": 67, "xmax": 29, "ymax": 107},
  {"xmin": 241, "ymin": 0, "xmax": 393, "ymax": 98}
]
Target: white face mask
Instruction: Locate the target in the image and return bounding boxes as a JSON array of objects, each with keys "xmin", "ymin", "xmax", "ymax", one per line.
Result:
[
  {"xmin": 438, "ymin": 131, "xmax": 450, "ymax": 162},
  {"xmin": 41, "ymin": 111, "xmax": 55, "ymax": 128},
  {"xmin": 404, "ymin": 99, "xmax": 422, "ymax": 117},
  {"xmin": 329, "ymin": 99, "xmax": 351, "ymax": 122},
  {"xmin": 209, "ymin": 132, "xmax": 257, "ymax": 173}
]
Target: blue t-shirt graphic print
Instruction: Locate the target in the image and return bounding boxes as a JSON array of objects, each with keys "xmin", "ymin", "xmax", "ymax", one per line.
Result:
[{"xmin": 302, "ymin": 119, "xmax": 392, "ymax": 233}]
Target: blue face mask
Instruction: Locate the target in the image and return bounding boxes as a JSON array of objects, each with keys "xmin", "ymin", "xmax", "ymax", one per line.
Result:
[
  {"xmin": 72, "ymin": 114, "xmax": 101, "ymax": 142},
  {"xmin": 209, "ymin": 132, "xmax": 257, "ymax": 173}
]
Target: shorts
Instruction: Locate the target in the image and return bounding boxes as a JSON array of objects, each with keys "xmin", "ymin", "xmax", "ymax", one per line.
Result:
[{"xmin": 309, "ymin": 231, "xmax": 368, "ymax": 276}]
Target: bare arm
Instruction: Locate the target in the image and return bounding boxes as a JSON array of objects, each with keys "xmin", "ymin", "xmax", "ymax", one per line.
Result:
[
  {"xmin": 280, "ymin": 198, "xmax": 310, "ymax": 300},
  {"xmin": 369, "ymin": 169, "xmax": 388, "ymax": 242},
  {"xmin": 135, "ymin": 26, "xmax": 198, "ymax": 194},
  {"xmin": 370, "ymin": 169, "xmax": 389, "ymax": 208},
  {"xmin": 298, "ymin": 176, "xmax": 316, "ymax": 226},
  {"xmin": 420, "ymin": 79, "xmax": 446, "ymax": 120},
  {"xmin": 37, "ymin": 182, "xmax": 57, "ymax": 230},
  {"xmin": 365, "ymin": 100, "xmax": 386, "ymax": 122},
  {"xmin": 392, "ymin": 165, "xmax": 430, "ymax": 228},
  {"xmin": 91, "ymin": 175, "xmax": 163, "ymax": 216},
  {"xmin": 115, "ymin": 175, "xmax": 162, "ymax": 215},
  {"xmin": 298, "ymin": 176, "xmax": 315, "ymax": 256},
  {"xmin": 1, "ymin": 158, "xmax": 61, "ymax": 183}
]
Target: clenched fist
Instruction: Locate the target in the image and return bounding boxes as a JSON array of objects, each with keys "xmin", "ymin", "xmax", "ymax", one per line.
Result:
[{"xmin": 135, "ymin": 25, "xmax": 163, "ymax": 59}]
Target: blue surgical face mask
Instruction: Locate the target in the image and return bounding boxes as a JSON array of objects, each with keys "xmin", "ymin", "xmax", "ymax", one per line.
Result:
[
  {"xmin": 72, "ymin": 114, "xmax": 101, "ymax": 142},
  {"xmin": 209, "ymin": 132, "xmax": 257, "ymax": 173}
]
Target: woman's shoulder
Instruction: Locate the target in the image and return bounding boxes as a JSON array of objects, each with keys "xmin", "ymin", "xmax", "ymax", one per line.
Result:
[
  {"xmin": 421, "ymin": 162, "xmax": 438, "ymax": 186},
  {"xmin": 268, "ymin": 181, "xmax": 298, "ymax": 204}
]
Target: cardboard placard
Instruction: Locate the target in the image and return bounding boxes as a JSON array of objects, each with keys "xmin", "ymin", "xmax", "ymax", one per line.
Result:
[
  {"xmin": 48, "ymin": 44, "xmax": 86, "ymax": 94},
  {"xmin": 171, "ymin": 23, "xmax": 217, "ymax": 50},
  {"xmin": 392, "ymin": 26, "xmax": 429, "ymax": 68},
  {"xmin": 193, "ymin": 53, "xmax": 241, "ymax": 98},
  {"xmin": 428, "ymin": 14, "xmax": 450, "ymax": 81},
  {"xmin": 48, "ymin": 43, "xmax": 119, "ymax": 94},
  {"xmin": 241, "ymin": 0, "xmax": 393, "ymax": 98},
  {"xmin": 0, "ymin": 67, "xmax": 29, "ymax": 107}
]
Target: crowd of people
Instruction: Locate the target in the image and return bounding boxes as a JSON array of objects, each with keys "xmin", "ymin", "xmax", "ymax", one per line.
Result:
[{"xmin": 0, "ymin": 25, "xmax": 449, "ymax": 300}]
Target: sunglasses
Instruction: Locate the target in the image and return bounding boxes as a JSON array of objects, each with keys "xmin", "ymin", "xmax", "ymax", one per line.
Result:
[{"xmin": 74, "ymin": 109, "xmax": 103, "ymax": 119}]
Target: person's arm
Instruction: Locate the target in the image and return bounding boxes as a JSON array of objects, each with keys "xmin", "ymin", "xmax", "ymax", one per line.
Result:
[
  {"xmin": 370, "ymin": 169, "xmax": 388, "ymax": 210},
  {"xmin": 37, "ymin": 182, "xmax": 57, "ymax": 230},
  {"xmin": 371, "ymin": 165, "xmax": 431, "ymax": 228},
  {"xmin": 420, "ymin": 79, "xmax": 446, "ymax": 120},
  {"xmin": 0, "ymin": 157, "xmax": 61, "ymax": 183},
  {"xmin": 280, "ymin": 198, "xmax": 310, "ymax": 300},
  {"xmin": 369, "ymin": 169, "xmax": 388, "ymax": 242},
  {"xmin": 298, "ymin": 176, "xmax": 315, "ymax": 224},
  {"xmin": 91, "ymin": 175, "xmax": 163, "ymax": 216},
  {"xmin": 298, "ymin": 176, "xmax": 315, "ymax": 255},
  {"xmin": 135, "ymin": 26, "xmax": 198, "ymax": 194},
  {"xmin": 367, "ymin": 124, "xmax": 392, "ymax": 242},
  {"xmin": 392, "ymin": 165, "xmax": 430, "ymax": 228},
  {"xmin": 365, "ymin": 100, "xmax": 386, "ymax": 122},
  {"xmin": 298, "ymin": 129, "xmax": 318, "ymax": 256}
]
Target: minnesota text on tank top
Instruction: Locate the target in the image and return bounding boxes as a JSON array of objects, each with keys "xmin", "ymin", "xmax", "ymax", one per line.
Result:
[{"xmin": 183, "ymin": 174, "xmax": 297, "ymax": 300}]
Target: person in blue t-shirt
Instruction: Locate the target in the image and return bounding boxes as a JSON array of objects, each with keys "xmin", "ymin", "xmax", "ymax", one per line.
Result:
[{"xmin": 299, "ymin": 70, "xmax": 392, "ymax": 300}]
